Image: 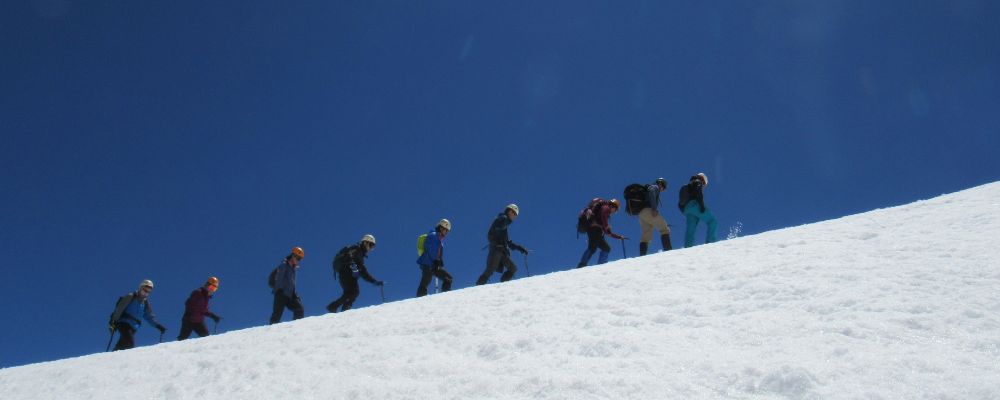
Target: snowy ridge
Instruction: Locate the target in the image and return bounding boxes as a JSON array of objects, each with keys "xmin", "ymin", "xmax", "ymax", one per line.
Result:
[{"xmin": 2, "ymin": 183, "xmax": 999, "ymax": 399}]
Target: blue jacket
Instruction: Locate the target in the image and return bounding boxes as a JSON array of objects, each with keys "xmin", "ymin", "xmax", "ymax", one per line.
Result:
[
  {"xmin": 111, "ymin": 292, "xmax": 161, "ymax": 331},
  {"xmin": 416, "ymin": 228, "xmax": 444, "ymax": 267},
  {"xmin": 273, "ymin": 260, "xmax": 297, "ymax": 298}
]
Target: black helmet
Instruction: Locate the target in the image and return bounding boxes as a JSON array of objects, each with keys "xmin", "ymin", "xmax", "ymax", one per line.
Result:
[{"xmin": 655, "ymin": 177, "xmax": 666, "ymax": 188}]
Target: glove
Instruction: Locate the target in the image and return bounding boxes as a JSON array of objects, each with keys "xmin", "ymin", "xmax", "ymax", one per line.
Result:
[
  {"xmin": 108, "ymin": 322, "xmax": 116, "ymax": 333},
  {"xmin": 209, "ymin": 314, "xmax": 221, "ymax": 323},
  {"xmin": 610, "ymin": 233, "xmax": 625, "ymax": 240},
  {"xmin": 700, "ymin": 206, "xmax": 706, "ymax": 213},
  {"xmin": 513, "ymin": 244, "xmax": 528, "ymax": 254},
  {"xmin": 156, "ymin": 324, "xmax": 167, "ymax": 334},
  {"xmin": 433, "ymin": 259, "xmax": 443, "ymax": 270},
  {"xmin": 374, "ymin": 280, "xmax": 385, "ymax": 287}
]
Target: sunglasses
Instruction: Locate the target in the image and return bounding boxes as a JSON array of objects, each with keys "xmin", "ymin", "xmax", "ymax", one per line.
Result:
[
  {"xmin": 207, "ymin": 284, "xmax": 218, "ymax": 292},
  {"xmin": 141, "ymin": 286, "xmax": 153, "ymax": 292}
]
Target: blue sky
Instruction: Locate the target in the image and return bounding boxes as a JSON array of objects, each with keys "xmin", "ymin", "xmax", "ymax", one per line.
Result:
[{"xmin": 1, "ymin": 1, "xmax": 997, "ymax": 368}]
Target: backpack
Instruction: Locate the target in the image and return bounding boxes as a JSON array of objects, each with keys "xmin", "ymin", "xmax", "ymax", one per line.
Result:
[
  {"xmin": 267, "ymin": 267, "xmax": 278, "ymax": 290},
  {"xmin": 416, "ymin": 234, "xmax": 428, "ymax": 256},
  {"xmin": 678, "ymin": 184, "xmax": 691, "ymax": 212},
  {"xmin": 623, "ymin": 183, "xmax": 648, "ymax": 216},
  {"xmin": 576, "ymin": 198, "xmax": 607, "ymax": 233}
]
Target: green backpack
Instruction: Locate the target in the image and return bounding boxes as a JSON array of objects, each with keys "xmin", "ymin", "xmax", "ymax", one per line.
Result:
[{"xmin": 416, "ymin": 234, "xmax": 428, "ymax": 256}]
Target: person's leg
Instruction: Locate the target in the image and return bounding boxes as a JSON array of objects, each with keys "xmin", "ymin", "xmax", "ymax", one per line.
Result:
[
  {"xmin": 177, "ymin": 320, "xmax": 194, "ymax": 341},
  {"xmin": 416, "ymin": 266, "xmax": 433, "ymax": 296},
  {"xmin": 638, "ymin": 208, "xmax": 654, "ymax": 255},
  {"xmin": 702, "ymin": 209, "xmax": 718, "ymax": 244},
  {"xmin": 579, "ymin": 227, "xmax": 602, "ymax": 267},
  {"xmin": 193, "ymin": 322, "xmax": 210, "ymax": 338},
  {"xmin": 499, "ymin": 252, "xmax": 518, "ymax": 282},
  {"xmin": 650, "ymin": 211, "xmax": 671, "ymax": 251},
  {"xmin": 597, "ymin": 234, "xmax": 612, "ymax": 264},
  {"xmin": 329, "ymin": 272, "xmax": 357, "ymax": 311},
  {"xmin": 269, "ymin": 293, "xmax": 288, "ymax": 324},
  {"xmin": 341, "ymin": 279, "xmax": 360, "ymax": 311},
  {"xmin": 435, "ymin": 268, "xmax": 454, "ymax": 291},
  {"xmin": 289, "ymin": 296, "xmax": 304, "ymax": 320},
  {"xmin": 684, "ymin": 203, "xmax": 700, "ymax": 248},
  {"xmin": 113, "ymin": 324, "xmax": 135, "ymax": 351},
  {"xmin": 477, "ymin": 247, "xmax": 502, "ymax": 285}
]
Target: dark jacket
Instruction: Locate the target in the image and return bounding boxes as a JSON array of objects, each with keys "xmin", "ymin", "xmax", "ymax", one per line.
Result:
[
  {"xmin": 334, "ymin": 243, "xmax": 377, "ymax": 283},
  {"xmin": 488, "ymin": 211, "xmax": 524, "ymax": 249},
  {"xmin": 644, "ymin": 183, "xmax": 662, "ymax": 211},
  {"xmin": 110, "ymin": 292, "xmax": 161, "ymax": 331},
  {"xmin": 679, "ymin": 177, "xmax": 706, "ymax": 212},
  {"xmin": 182, "ymin": 287, "xmax": 218, "ymax": 324},
  {"xmin": 273, "ymin": 260, "xmax": 297, "ymax": 298}
]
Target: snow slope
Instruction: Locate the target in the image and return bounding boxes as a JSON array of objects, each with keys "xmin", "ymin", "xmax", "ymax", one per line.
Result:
[{"xmin": 2, "ymin": 183, "xmax": 999, "ymax": 400}]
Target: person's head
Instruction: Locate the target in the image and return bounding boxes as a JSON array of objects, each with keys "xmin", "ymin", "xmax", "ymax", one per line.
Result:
[
  {"xmin": 287, "ymin": 246, "xmax": 304, "ymax": 266},
  {"xmin": 137, "ymin": 279, "xmax": 154, "ymax": 298},
  {"xmin": 205, "ymin": 276, "xmax": 219, "ymax": 294},
  {"xmin": 436, "ymin": 218, "xmax": 452, "ymax": 236},
  {"xmin": 695, "ymin": 173, "xmax": 708, "ymax": 187},
  {"xmin": 608, "ymin": 199, "xmax": 621, "ymax": 213},
  {"xmin": 505, "ymin": 203, "xmax": 519, "ymax": 220},
  {"xmin": 655, "ymin": 177, "xmax": 667, "ymax": 190},
  {"xmin": 360, "ymin": 234, "xmax": 376, "ymax": 252}
]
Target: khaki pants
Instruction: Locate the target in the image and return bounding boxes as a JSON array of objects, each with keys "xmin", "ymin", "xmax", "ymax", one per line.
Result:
[{"xmin": 638, "ymin": 208, "xmax": 670, "ymax": 243}]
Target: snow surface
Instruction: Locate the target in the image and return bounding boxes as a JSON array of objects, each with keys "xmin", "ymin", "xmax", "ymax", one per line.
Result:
[{"xmin": 2, "ymin": 183, "xmax": 999, "ymax": 400}]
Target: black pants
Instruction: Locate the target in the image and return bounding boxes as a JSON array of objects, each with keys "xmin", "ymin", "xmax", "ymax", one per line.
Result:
[
  {"xmin": 586, "ymin": 226, "xmax": 611, "ymax": 254},
  {"xmin": 112, "ymin": 323, "xmax": 136, "ymax": 351},
  {"xmin": 476, "ymin": 245, "xmax": 517, "ymax": 285},
  {"xmin": 177, "ymin": 320, "xmax": 210, "ymax": 341},
  {"xmin": 417, "ymin": 265, "xmax": 453, "ymax": 297},
  {"xmin": 578, "ymin": 226, "xmax": 611, "ymax": 267},
  {"xmin": 327, "ymin": 270, "xmax": 361, "ymax": 312},
  {"xmin": 269, "ymin": 292, "xmax": 304, "ymax": 324}
]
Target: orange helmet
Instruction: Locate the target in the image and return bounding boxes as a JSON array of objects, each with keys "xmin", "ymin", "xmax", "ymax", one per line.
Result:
[
  {"xmin": 291, "ymin": 246, "xmax": 305, "ymax": 259},
  {"xmin": 608, "ymin": 199, "xmax": 621, "ymax": 209}
]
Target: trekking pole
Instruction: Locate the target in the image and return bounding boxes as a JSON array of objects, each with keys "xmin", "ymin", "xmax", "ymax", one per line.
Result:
[
  {"xmin": 620, "ymin": 238, "xmax": 627, "ymax": 258},
  {"xmin": 434, "ymin": 277, "xmax": 440, "ymax": 294},
  {"xmin": 159, "ymin": 332, "xmax": 164, "ymax": 343},
  {"xmin": 524, "ymin": 252, "xmax": 531, "ymax": 277},
  {"xmin": 379, "ymin": 284, "xmax": 386, "ymax": 303},
  {"xmin": 214, "ymin": 319, "xmax": 219, "ymax": 334},
  {"xmin": 105, "ymin": 328, "xmax": 116, "ymax": 352}
]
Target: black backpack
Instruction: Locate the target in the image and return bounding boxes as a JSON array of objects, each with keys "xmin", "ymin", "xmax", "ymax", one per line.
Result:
[
  {"xmin": 678, "ymin": 184, "xmax": 691, "ymax": 212},
  {"xmin": 623, "ymin": 183, "xmax": 647, "ymax": 215},
  {"xmin": 576, "ymin": 198, "xmax": 607, "ymax": 233},
  {"xmin": 267, "ymin": 267, "xmax": 278, "ymax": 290}
]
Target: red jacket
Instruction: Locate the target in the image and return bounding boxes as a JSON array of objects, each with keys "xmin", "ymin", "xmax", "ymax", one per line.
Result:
[{"xmin": 182, "ymin": 287, "xmax": 217, "ymax": 324}]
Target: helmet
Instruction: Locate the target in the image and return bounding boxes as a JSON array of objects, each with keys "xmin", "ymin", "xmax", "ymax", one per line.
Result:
[
  {"xmin": 139, "ymin": 279, "xmax": 154, "ymax": 289},
  {"xmin": 206, "ymin": 277, "xmax": 219, "ymax": 287},
  {"xmin": 291, "ymin": 246, "xmax": 305, "ymax": 259},
  {"xmin": 437, "ymin": 218, "xmax": 452, "ymax": 231},
  {"xmin": 608, "ymin": 199, "xmax": 621, "ymax": 209},
  {"xmin": 655, "ymin": 177, "xmax": 667, "ymax": 188},
  {"xmin": 361, "ymin": 234, "xmax": 376, "ymax": 247},
  {"xmin": 696, "ymin": 173, "xmax": 708, "ymax": 186},
  {"xmin": 506, "ymin": 204, "xmax": 519, "ymax": 216}
]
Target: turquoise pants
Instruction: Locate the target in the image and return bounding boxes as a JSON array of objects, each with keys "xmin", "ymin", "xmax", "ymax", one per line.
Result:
[{"xmin": 683, "ymin": 201, "xmax": 717, "ymax": 247}]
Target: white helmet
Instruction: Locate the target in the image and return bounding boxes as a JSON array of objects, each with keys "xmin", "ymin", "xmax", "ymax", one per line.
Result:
[
  {"xmin": 506, "ymin": 204, "xmax": 519, "ymax": 216},
  {"xmin": 361, "ymin": 234, "xmax": 376, "ymax": 246},
  {"xmin": 139, "ymin": 279, "xmax": 154, "ymax": 289},
  {"xmin": 697, "ymin": 172, "xmax": 709, "ymax": 187},
  {"xmin": 437, "ymin": 218, "xmax": 452, "ymax": 231}
]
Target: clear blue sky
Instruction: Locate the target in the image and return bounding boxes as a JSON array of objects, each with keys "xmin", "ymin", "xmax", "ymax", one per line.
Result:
[{"xmin": 2, "ymin": 1, "xmax": 997, "ymax": 368}]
